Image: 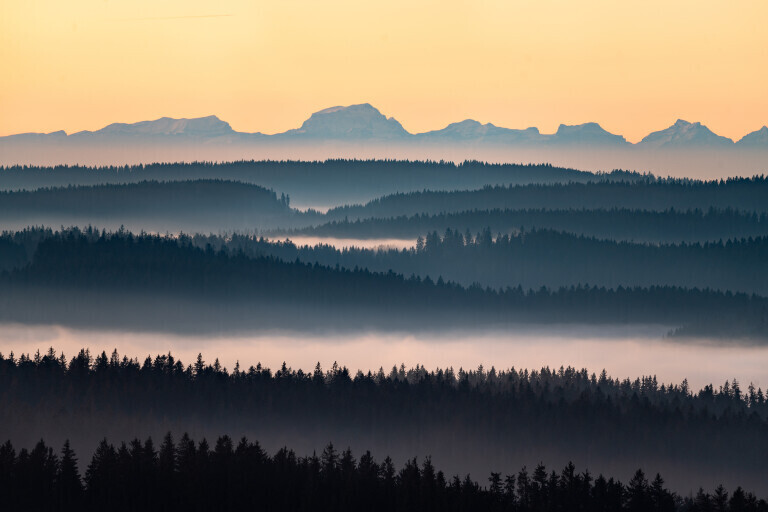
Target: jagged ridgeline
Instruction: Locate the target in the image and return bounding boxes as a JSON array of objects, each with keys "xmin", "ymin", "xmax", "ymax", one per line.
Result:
[
  {"xmin": 1, "ymin": 349, "xmax": 767, "ymax": 498},
  {"xmin": 0, "ymin": 228, "xmax": 765, "ymax": 338}
]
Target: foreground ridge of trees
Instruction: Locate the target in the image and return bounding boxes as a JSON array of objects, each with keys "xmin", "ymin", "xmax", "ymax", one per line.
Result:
[
  {"xmin": 1, "ymin": 434, "xmax": 766, "ymax": 512},
  {"xmin": 3, "ymin": 348, "xmax": 767, "ymax": 496}
]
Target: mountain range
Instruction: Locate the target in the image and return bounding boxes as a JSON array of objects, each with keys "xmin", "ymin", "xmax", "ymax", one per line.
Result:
[{"xmin": 4, "ymin": 103, "xmax": 766, "ymax": 148}]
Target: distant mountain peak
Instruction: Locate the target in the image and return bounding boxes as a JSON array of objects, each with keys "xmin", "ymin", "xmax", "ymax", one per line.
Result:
[
  {"xmin": 2, "ymin": 106, "xmax": 764, "ymax": 152},
  {"xmin": 289, "ymin": 103, "xmax": 409, "ymax": 139},
  {"xmin": 640, "ymin": 119, "xmax": 734, "ymax": 148},
  {"xmin": 451, "ymin": 119, "xmax": 491, "ymax": 128},
  {"xmin": 314, "ymin": 103, "xmax": 376, "ymax": 115},
  {"xmin": 737, "ymin": 126, "xmax": 768, "ymax": 147},
  {"xmin": 552, "ymin": 122, "xmax": 628, "ymax": 145},
  {"xmin": 423, "ymin": 119, "xmax": 498, "ymax": 137},
  {"xmin": 88, "ymin": 115, "xmax": 234, "ymax": 137},
  {"xmin": 418, "ymin": 119, "xmax": 542, "ymax": 143}
]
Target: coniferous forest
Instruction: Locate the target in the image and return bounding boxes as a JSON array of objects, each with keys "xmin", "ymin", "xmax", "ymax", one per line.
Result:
[
  {"xmin": 5, "ymin": 1, "xmax": 768, "ymax": 508},
  {"xmin": 1, "ymin": 160, "xmax": 767, "ymax": 508},
  {"xmin": 4, "ymin": 434, "xmax": 767, "ymax": 512}
]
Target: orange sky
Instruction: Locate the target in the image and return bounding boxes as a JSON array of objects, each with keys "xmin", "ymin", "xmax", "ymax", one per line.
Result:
[{"xmin": 1, "ymin": 0, "xmax": 767, "ymax": 142}]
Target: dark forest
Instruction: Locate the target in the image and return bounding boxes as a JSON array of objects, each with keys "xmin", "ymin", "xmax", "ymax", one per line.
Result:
[
  {"xmin": 2, "ymin": 348, "xmax": 767, "ymax": 499},
  {"xmin": 0, "ymin": 228, "xmax": 766, "ymax": 337}
]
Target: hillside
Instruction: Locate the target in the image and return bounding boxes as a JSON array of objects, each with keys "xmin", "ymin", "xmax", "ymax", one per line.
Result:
[
  {"xmin": 0, "ymin": 229, "xmax": 765, "ymax": 338},
  {"xmin": 326, "ymin": 177, "xmax": 768, "ymax": 220}
]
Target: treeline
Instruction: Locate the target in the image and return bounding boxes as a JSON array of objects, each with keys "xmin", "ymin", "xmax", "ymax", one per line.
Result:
[
  {"xmin": 9, "ymin": 225, "xmax": 768, "ymax": 294},
  {"xmin": 4, "ymin": 346, "xmax": 765, "ymax": 426},
  {"xmin": 3, "ymin": 434, "xmax": 766, "ymax": 512},
  {"xmin": 285, "ymin": 207, "xmax": 768, "ymax": 243},
  {"xmin": 2, "ymin": 172, "xmax": 765, "ymax": 236},
  {"xmin": 0, "ymin": 228, "xmax": 767, "ymax": 336},
  {"xmin": 0, "ymin": 160, "xmax": 643, "ymax": 207},
  {"xmin": 210, "ymin": 229, "xmax": 768, "ymax": 294},
  {"xmin": 0, "ymin": 180, "xmax": 313, "ymax": 232},
  {"xmin": 2, "ymin": 348, "xmax": 768, "ymax": 497},
  {"xmin": 326, "ymin": 177, "xmax": 768, "ymax": 220}
]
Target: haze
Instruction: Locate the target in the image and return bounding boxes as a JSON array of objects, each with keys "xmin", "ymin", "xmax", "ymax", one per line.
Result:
[{"xmin": 3, "ymin": 323, "xmax": 765, "ymax": 392}]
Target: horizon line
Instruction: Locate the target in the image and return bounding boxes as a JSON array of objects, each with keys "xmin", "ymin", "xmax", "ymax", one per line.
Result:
[{"xmin": 3, "ymin": 105, "xmax": 767, "ymax": 143}]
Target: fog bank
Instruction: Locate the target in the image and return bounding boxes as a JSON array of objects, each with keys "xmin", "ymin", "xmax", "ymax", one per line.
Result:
[{"xmin": 2, "ymin": 323, "xmax": 765, "ymax": 391}]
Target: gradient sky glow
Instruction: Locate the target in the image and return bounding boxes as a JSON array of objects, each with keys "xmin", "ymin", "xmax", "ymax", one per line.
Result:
[{"xmin": 1, "ymin": 0, "xmax": 767, "ymax": 141}]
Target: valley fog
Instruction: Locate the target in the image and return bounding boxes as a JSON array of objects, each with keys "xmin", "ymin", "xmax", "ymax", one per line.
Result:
[{"xmin": 2, "ymin": 323, "xmax": 764, "ymax": 391}]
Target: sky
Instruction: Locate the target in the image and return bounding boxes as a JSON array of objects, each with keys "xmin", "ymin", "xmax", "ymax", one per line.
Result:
[{"xmin": 1, "ymin": 0, "xmax": 767, "ymax": 142}]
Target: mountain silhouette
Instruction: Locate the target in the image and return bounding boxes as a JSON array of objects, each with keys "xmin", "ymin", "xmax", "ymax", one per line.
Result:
[
  {"xmin": 3, "ymin": 130, "xmax": 67, "ymax": 141},
  {"xmin": 737, "ymin": 126, "xmax": 768, "ymax": 147},
  {"xmin": 281, "ymin": 103, "xmax": 409, "ymax": 139},
  {"xmin": 550, "ymin": 122, "xmax": 628, "ymax": 146},
  {"xmin": 418, "ymin": 119, "xmax": 542, "ymax": 143},
  {"xmin": 72, "ymin": 115, "xmax": 238, "ymax": 138},
  {"xmin": 2, "ymin": 105, "xmax": 766, "ymax": 155},
  {"xmin": 639, "ymin": 119, "xmax": 734, "ymax": 148}
]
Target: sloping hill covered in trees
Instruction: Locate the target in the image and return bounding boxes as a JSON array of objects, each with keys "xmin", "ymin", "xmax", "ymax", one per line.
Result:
[
  {"xmin": 0, "ymin": 160, "xmax": 640, "ymax": 207},
  {"xmin": 2, "ymin": 348, "xmax": 767, "ymax": 498},
  {"xmin": 0, "ymin": 229, "xmax": 765, "ymax": 338},
  {"xmin": 284, "ymin": 207, "xmax": 768, "ymax": 244},
  {"xmin": 207, "ymin": 230, "xmax": 768, "ymax": 294},
  {"xmin": 326, "ymin": 177, "xmax": 768, "ymax": 220},
  {"xmin": 0, "ymin": 180, "xmax": 317, "ymax": 232}
]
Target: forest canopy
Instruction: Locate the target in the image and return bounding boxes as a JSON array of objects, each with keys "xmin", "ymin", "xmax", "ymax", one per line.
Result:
[{"xmin": 0, "ymin": 228, "xmax": 766, "ymax": 338}]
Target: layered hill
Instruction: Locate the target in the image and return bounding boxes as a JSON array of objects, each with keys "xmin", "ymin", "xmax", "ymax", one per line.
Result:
[
  {"xmin": 1, "ymin": 229, "xmax": 765, "ymax": 339},
  {"xmin": 0, "ymin": 180, "xmax": 315, "ymax": 232},
  {"xmin": 0, "ymin": 160, "xmax": 637, "ymax": 209}
]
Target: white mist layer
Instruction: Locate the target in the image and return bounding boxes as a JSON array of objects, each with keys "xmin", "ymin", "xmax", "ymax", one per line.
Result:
[{"xmin": 1, "ymin": 323, "xmax": 765, "ymax": 391}]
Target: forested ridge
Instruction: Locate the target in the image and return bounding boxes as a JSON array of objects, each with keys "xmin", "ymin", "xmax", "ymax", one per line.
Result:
[
  {"xmin": 326, "ymin": 176, "xmax": 768, "ymax": 219},
  {"xmin": 1, "ymin": 229, "xmax": 767, "ymax": 337},
  {"xmin": 0, "ymin": 179, "xmax": 288, "ymax": 213},
  {"xmin": 285, "ymin": 207, "xmax": 768, "ymax": 243},
  {"xmin": 0, "ymin": 179, "xmax": 313, "ymax": 231},
  {"xmin": 0, "ymin": 160, "xmax": 643, "ymax": 204},
  {"xmin": 3, "ymin": 434, "xmax": 766, "ymax": 512},
  {"xmin": 2, "ymin": 348, "xmax": 768, "ymax": 501},
  {"xmin": 1, "ymin": 170, "xmax": 765, "ymax": 237},
  {"xmin": 198, "ymin": 229, "xmax": 768, "ymax": 294}
]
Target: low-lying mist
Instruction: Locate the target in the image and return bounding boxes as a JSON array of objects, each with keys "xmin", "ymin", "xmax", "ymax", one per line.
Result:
[
  {"xmin": 3, "ymin": 322, "xmax": 768, "ymax": 496},
  {"xmin": 2, "ymin": 323, "xmax": 764, "ymax": 391}
]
